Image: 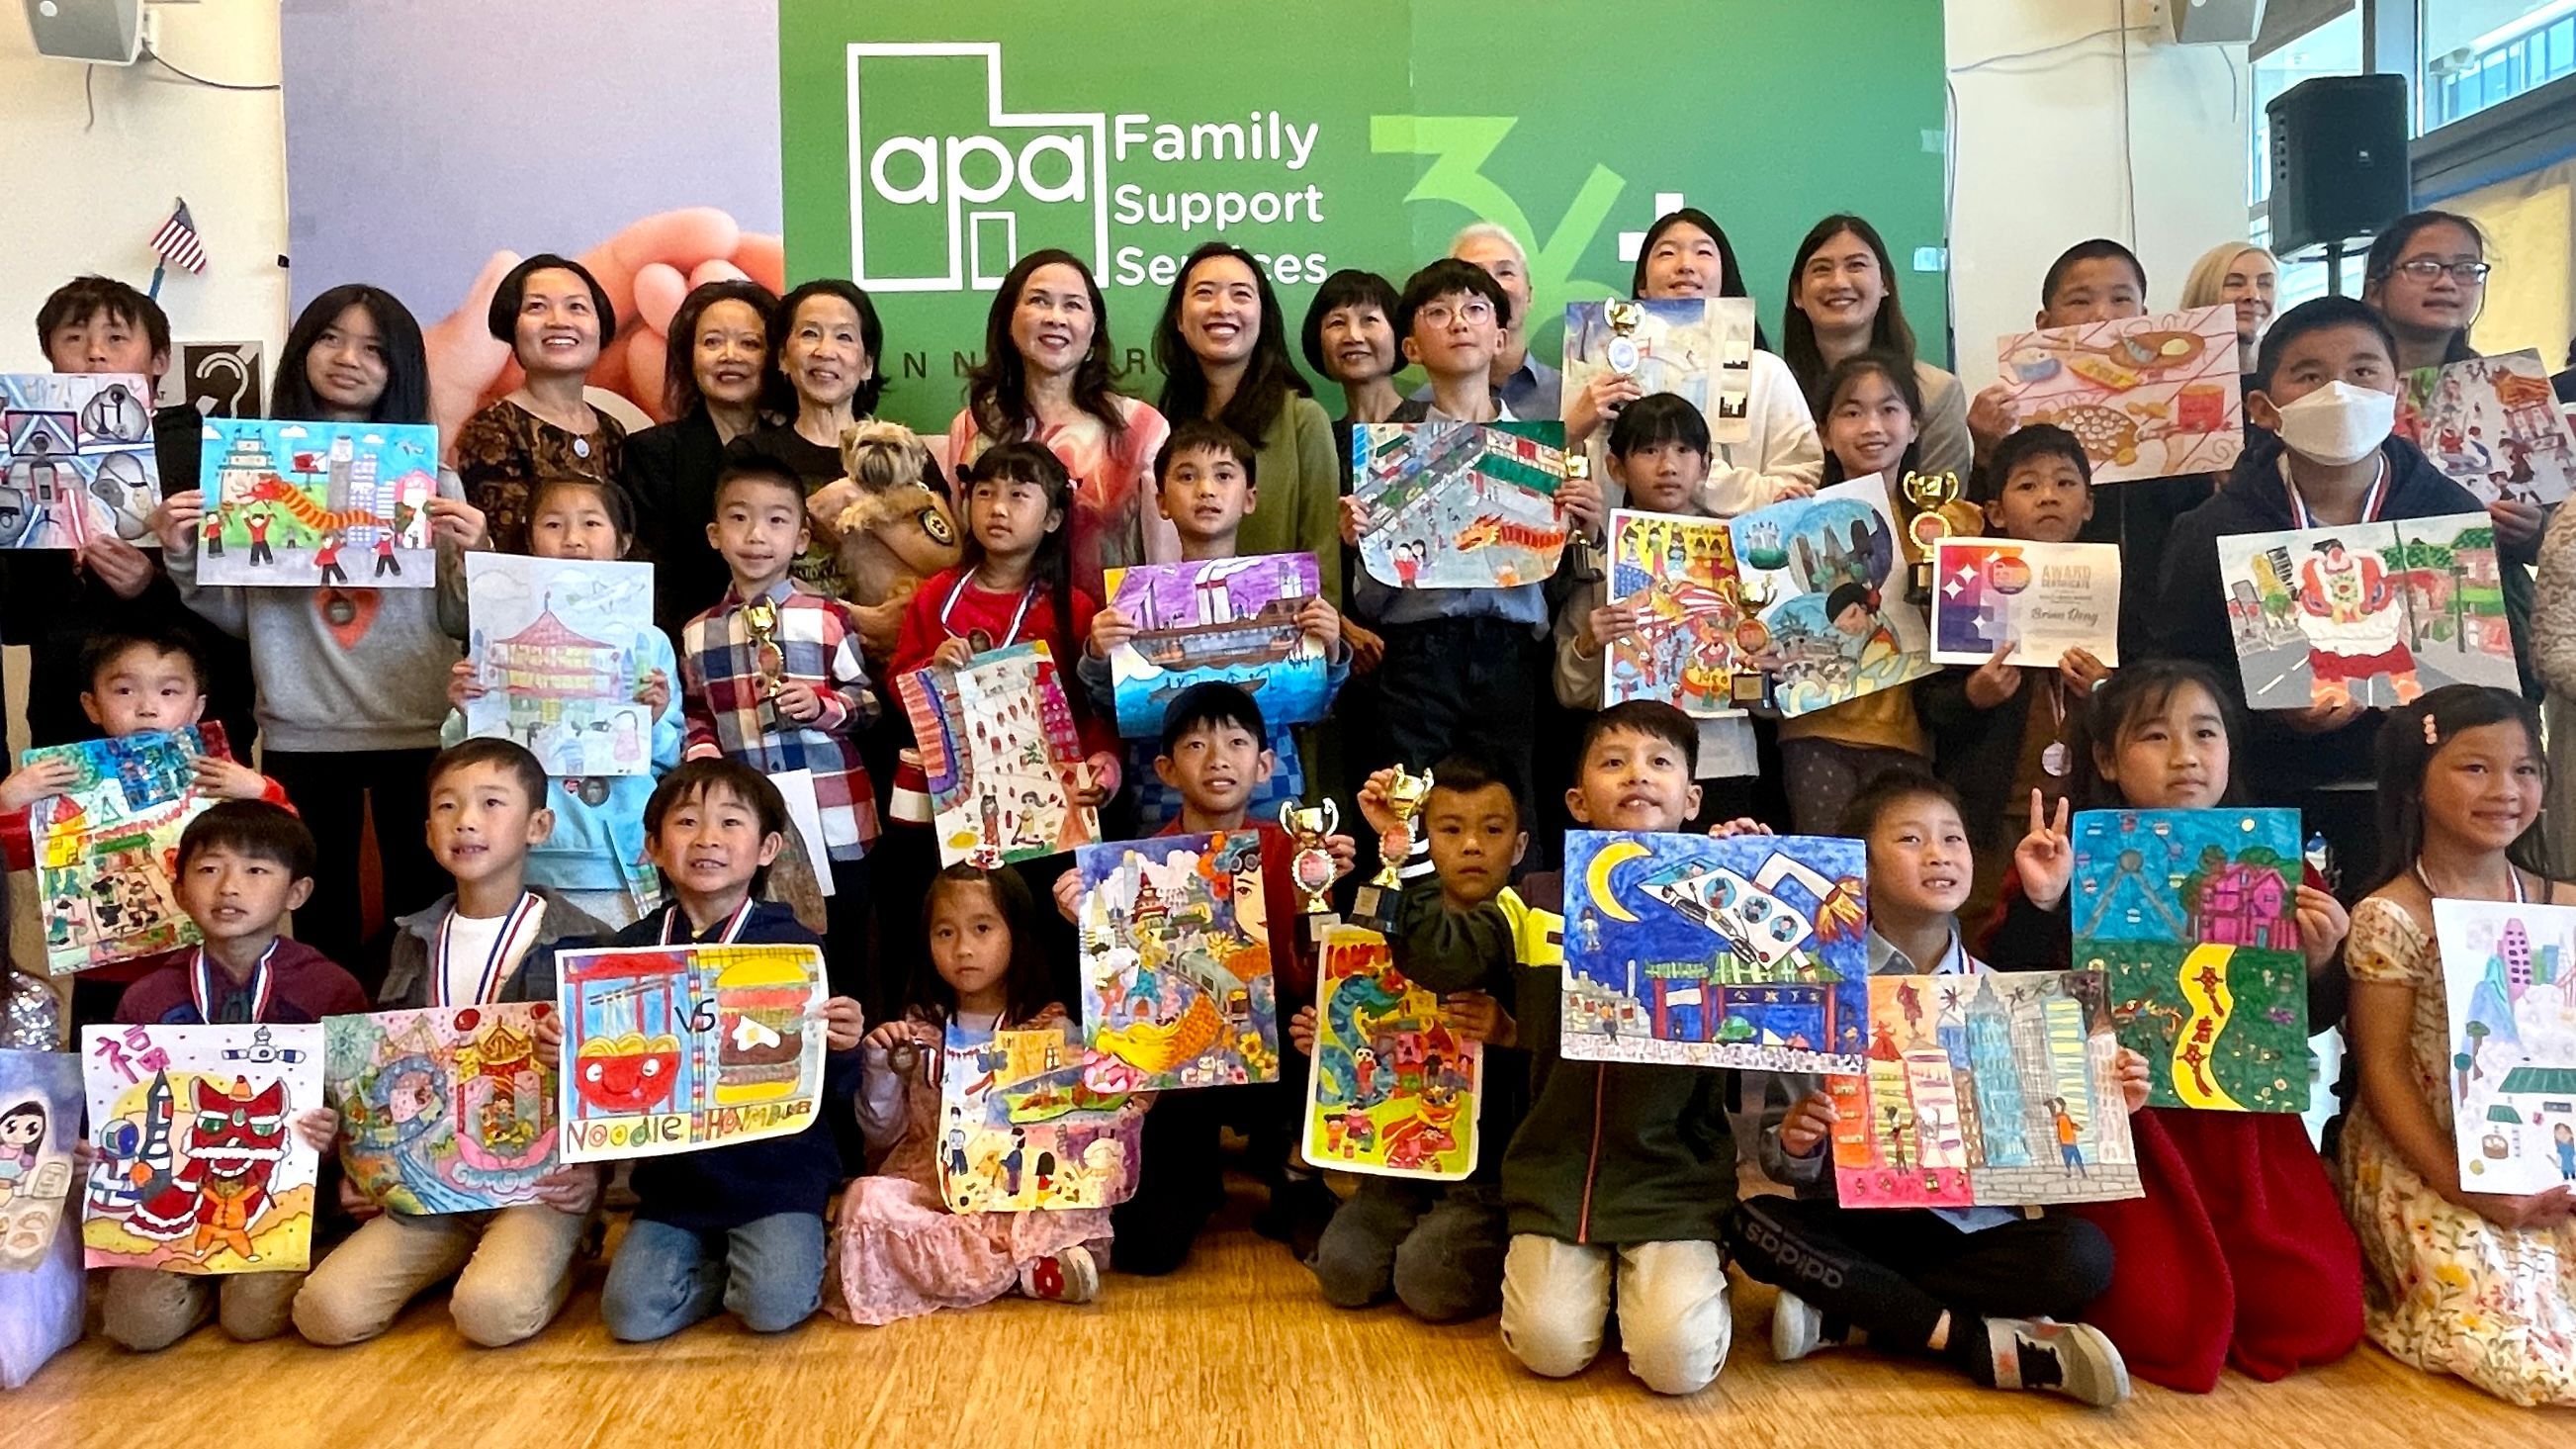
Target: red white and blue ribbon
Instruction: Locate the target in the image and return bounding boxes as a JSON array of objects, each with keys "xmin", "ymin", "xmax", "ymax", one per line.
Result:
[
  {"xmin": 661, "ymin": 896, "xmax": 755, "ymax": 946},
  {"xmin": 2283, "ymin": 453, "xmax": 2389, "ymax": 530},
  {"xmin": 191, "ymin": 939, "xmax": 279, "ymax": 1024},
  {"xmin": 432, "ymin": 891, "xmax": 547, "ymax": 1007}
]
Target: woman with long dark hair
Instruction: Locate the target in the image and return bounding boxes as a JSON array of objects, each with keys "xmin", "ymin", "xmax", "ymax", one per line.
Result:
[
  {"xmin": 1780, "ymin": 214, "xmax": 1970, "ymax": 479},
  {"xmin": 621, "ymin": 278, "xmax": 781, "ymax": 636}
]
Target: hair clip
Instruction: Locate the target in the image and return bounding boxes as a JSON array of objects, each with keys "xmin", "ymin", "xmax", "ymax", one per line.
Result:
[{"xmin": 2423, "ymin": 714, "xmax": 2441, "ymax": 747}]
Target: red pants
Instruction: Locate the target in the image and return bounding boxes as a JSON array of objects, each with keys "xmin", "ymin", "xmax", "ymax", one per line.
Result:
[{"xmin": 2072, "ymin": 1107, "xmax": 2362, "ymax": 1392}]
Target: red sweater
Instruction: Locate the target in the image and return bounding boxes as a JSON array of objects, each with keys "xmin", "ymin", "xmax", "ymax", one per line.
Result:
[{"xmin": 891, "ymin": 566, "xmax": 1115, "ymax": 761}]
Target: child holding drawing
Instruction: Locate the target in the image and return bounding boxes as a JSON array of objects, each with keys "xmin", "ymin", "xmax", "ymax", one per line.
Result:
[
  {"xmin": 832, "ymin": 865, "xmax": 1119, "ymax": 1322},
  {"xmin": 1731, "ymin": 769, "xmax": 2146, "ymax": 1407},
  {"xmin": 292, "ymin": 739, "xmax": 607, "ymax": 1350},
  {"xmin": 2332, "ymin": 685, "xmax": 2576, "ymax": 1405},
  {"xmin": 151, "ymin": 284, "xmax": 488, "ymax": 984},
  {"xmin": 1981, "ymin": 660, "xmax": 2359, "ymax": 1392},
  {"xmin": 443, "ymin": 475, "xmax": 680, "ymax": 928},
  {"xmin": 597, "ymin": 760, "xmax": 866, "ymax": 1341}
]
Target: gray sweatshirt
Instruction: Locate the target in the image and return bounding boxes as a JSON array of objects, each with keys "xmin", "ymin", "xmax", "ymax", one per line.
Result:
[{"xmin": 166, "ymin": 468, "xmax": 469, "ymax": 753}]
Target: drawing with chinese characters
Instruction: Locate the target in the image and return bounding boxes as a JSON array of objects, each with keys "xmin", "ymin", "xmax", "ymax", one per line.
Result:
[
  {"xmin": 1992, "ymin": 305, "xmax": 2244, "ymax": 483},
  {"xmin": 1302, "ymin": 927, "xmax": 1480, "ymax": 1181},
  {"xmin": 555, "ymin": 942, "xmax": 827, "ymax": 1163},
  {"xmin": 80, "ymin": 1023, "xmax": 326, "ymax": 1274},
  {"xmin": 896, "ymin": 642, "xmax": 1099, "ymax": 868},
  {"xmin": 2070, "ymin": 808, "xmax": 2307, "ymax": 1113},
  {"xmin": 1831, "ymin": 969, "xmax": 2141, "ymax": 1209},
  {"xmin": 0, "ymin": 372, "xmax": 160, "ymax": 549},
  {"xmin": 324, "ymin": 1004, "xmax": 559, "ymax": 1215},
  {"xmin": 1075, "ymin": 832, "xmax": 1279, "ymax": 1091},
  {"xmin": 1351, "ymin": 421, "xmax": 1567, "ymax": 589},
  {"xmin": 1562, "ymin": 830, "xmax": 1870, "ymax": 1072}
]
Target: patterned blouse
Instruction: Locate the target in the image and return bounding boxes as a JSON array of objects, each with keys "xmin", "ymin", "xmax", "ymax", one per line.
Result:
[{"xmin": 453, "ymin": 398, "xmax": 627, "ymax": 554}]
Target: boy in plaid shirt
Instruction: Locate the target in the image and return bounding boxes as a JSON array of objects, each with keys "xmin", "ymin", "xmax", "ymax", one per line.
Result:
[{"xmin": 680, "ymin": 454, "xmax": 881, "ymax": 1000}]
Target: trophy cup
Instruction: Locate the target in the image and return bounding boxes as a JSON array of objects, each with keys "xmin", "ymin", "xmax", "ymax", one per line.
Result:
[
  {"xmin": 1280, "ymin": 798, "xmax": 1342, "ymax": 943},
  {"xmin": 1731, "ymin": 577, "xmax": 1776, "ymax": 709},
  {"xmin": 1562, "ymin": 450, "xmax": 1602, "ymax": 578},
  {"xmin": 1349, "ymin": 767, "xmax": 1434, "ymax": 937},
  {"xmin": 1899, "ymin": 469, "xmax": 1965, "ymax": 606},
  {"xmin": 743, "ymin": 595, "xmax": 788, "ymax": 730},
  {"xmin": 1603, "ymin": 299, "xmax": 1644, "ymax": 375}
]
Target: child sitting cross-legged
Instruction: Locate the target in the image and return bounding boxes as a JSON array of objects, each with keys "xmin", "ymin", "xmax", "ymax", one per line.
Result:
[
  {"xmin": 831, "ymin": 864, "xmax": 1120, "ymax": 1322},
  {"xmin": 1728, "ymin": 769, "xmax": 2148, "ymax": 1407}
]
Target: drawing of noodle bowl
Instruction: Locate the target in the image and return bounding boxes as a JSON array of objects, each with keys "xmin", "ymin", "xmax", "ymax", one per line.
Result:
[
  {"xmin": 713, "ymin": 959, "xmax": 812, "ymax": 1101},
  {"xmin": 575, "ymin": 1033, "xmax": 680, "ymax": 1115},
  {"xmin": 2006, "ymin": 347, "xmax": 2060, "ymax": 384},
  {"xmin": 1986, "ymin": 555, "xmax": 2034, "ymax": 593}
]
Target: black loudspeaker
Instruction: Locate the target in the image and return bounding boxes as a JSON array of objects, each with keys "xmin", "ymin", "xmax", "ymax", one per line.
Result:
[{"xmin": 2266, "ymin": 74, "xmax": 2412, "ymax": 254}]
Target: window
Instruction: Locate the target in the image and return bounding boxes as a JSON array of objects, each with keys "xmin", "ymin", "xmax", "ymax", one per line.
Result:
[
  {"xmin": 2423, "ymin": 1, "xmax": 2576, "ymax": 128},
  {"xmin": 2251, "ymin": 6, "xmax": 2365, "ymax": 303}
]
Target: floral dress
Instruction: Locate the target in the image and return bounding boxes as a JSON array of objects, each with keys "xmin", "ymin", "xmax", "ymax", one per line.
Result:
[
  {"xmin": 946, "ymin": 395, "xmax": 1177, "ymax": 604},
  {"xmin": 453, "ymin": 398, "xmax": 626, "ymax": 554},
  {"xmin": 2338, "ymin": 896, "xmax": 2576, "ymax": 1405}
]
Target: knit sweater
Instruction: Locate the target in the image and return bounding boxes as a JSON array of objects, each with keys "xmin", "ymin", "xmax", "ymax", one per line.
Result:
[{"xmin": 1229, "ymin": 396, "xmax": 1345, "ymax": 606}]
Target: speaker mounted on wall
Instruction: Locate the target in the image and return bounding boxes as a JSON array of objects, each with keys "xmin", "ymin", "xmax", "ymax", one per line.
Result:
[
  {"xmin": 2265, "ymin": 73, "xmax": 2412, "ymax": 255},
  {"xmin": 21, "ymin": 0, "xmax": 144, "ymax": 64}
]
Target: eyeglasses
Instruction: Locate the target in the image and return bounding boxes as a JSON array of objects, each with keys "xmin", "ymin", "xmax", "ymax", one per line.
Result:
[
  {"xmin": 2393, "ymin": 258, "xmax": 2492, "ymax": 283},
  {"xmin": 1414, "ymin": 299, "xmax": 1496, "ymax": 327}
]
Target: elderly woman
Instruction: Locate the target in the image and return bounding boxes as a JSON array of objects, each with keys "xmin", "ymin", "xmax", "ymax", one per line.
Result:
[
  {"xmin": 452, "ymin": 253, "xmax": 625, "ymax": 552},
  {"xmin": 2178, "ymin": 241, "xmax": 2279, "ymax": 375},
  {"xmin": 733, "ymin": 278, "xmax": 898, "ymax": 596}
]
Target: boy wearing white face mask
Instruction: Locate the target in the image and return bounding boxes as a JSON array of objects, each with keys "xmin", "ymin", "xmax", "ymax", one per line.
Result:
[{"xmin": 2154, "ymin": 297, "xmax": 2538, "ymax": 884}]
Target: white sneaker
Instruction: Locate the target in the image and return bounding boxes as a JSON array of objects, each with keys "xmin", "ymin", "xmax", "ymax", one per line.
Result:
[
  {"xmin": 1020, "ymin": 1245, "xmax": 1100, "ymax": 1305},
  {"xmin": 1984, "ymin": 1316, "xmax": 2130, "ymax": 1407},
  {"xmin": 1771, "ymin": 1290, "xmax": 1827, "ymax": 1362}
]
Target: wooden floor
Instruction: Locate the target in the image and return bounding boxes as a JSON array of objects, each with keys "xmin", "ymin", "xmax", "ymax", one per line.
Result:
[{"xmin": 15, "ymin": 1185, "xmax": 2573, "ymax": 1447}]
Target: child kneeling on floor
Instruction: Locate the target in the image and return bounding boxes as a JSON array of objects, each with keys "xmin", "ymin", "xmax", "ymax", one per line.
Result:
[
  {"xmin": 831, "ymin": 864, "xmax": 1126, "ymax": 1321},
  {"xmin": 1728, "ymin": 769, "xmax": 2148, "ymax": 1406}
]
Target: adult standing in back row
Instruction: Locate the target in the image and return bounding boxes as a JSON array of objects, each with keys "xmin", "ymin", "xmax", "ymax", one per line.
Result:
[
  {"xmin": 948, "ymin": 249, "xmax": 1176, "ymax": 602},
  {"xmin": 1779, "ymin": 214, "xmax": 1972, "ymax": 481},
  {"xmin": 1153, "ymin": 242, "xmax": 1342, "ymax": 604},
  {"xmin": 453, "ymin": 253, "xmax": 626, "ymax": 554}
]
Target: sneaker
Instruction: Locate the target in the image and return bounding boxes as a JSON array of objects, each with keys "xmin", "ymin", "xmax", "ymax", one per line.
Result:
[
  {"xmin": 1983, "ymin": 1317, "xmax": 2130, "ymax": 1407},
  {"xmin": 1020, "ymin": 1246, "xmax": 1100, "ymax": 1305},
  {"xmin": 1771, "ymin": 1290, "xmax": 1827, "ymax": 1362}
]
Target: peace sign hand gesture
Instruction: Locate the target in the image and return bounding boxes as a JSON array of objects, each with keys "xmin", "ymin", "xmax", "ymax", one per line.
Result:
[{"xmin": 2012, "ymin": 789, "xmax": 2076, "ymax": 911}]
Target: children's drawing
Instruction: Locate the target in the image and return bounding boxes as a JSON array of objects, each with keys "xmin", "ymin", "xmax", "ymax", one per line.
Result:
[
  {"xmin": 1928, "ymin": 538, "xmax": 2123, "ymax": 668},
  {"xmin": 2213, "ymin": 513, "xmax": 2518, "ymax": 711},
  {"xmin": 1563, "ymin": 299, "xmax": 1717, "ymax": 419},
  {"xmin": 896, "ymin": 641, "xmax": 1099, "ymax": 868},
  {"xmin": 2069, "ymin": 808, "xmax": 2307, "ymax": 1113},
  {"xmin": 1562, "ymin": 830, "xmax": 1870, "ymax": 1072},
  {"xmin": 79, "ymin": 1023, "xmax": 325, "ymax": 1273},
  {"xmin": 0, "ymin": 1050, "xmax": 81, "ymax": 1273},
  {"xmin": 937, "ymin": 1026, "xmax": 1145, "ymax": 1213},
  {"xmin": 1075, "ymin": 832, "xmax": 1279, "ymax": 1091},
  {"xmin": 1603, "ymin": 508, "xmax": 1753, "ymax": 716},
  {"xmin": 2434, "ymin": 900, "xmax": 2576, "ymax": 1196},
  {"xmin": 1302, "ymin": 927, "xmax": 1480, "ymax": 1181},
  {"xmin": 463, "ymin": 554, "xmax": 655, "ymax": 776},
  {"xmin": 1351, "ymin": 421, "xmax": 1567, "ymax": 589},
  {"xmin": 555, "ymin": 942, "xmax": 828, "ymax": 1163},
  {"xmin": 1728, "ymin": 477, "xmax": 1936, "ymax": 717},
  {"xmin": 2397, "ymin": 348, "xmax": 2576, "ymax": 507},
  {"xmin": 323, "ymin": 1004, "xmax": 559, "ymax": 1215},
  {"xmin": 197, "ymin": 418, "xmax": 437, "ymax": 589},
  {"xmin": 1104, "ymin": 552, "xmax": 1328, "ymax": 738},
  {"xmin": 1831, "ymin": 969, "xmax": 2142, "ymax": 1208},
  {"xmin": 27, "ymin": 724, "xmax": 223, "ymax": 976},
  {"xmin": 0, "ymin": 372, "xmax": 160, "ymax": 549},
  {"xmin": 1992, "ymin": 305, "xmax": 2245, "ymax": 483}
]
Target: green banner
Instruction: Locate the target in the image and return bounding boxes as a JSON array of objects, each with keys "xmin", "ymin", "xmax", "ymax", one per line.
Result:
[{"xmin": 780, "ymin": 1, "xmax": 1949, "ymax": 431}]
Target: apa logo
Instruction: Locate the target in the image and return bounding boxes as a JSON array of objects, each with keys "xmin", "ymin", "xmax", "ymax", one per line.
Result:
[{"xmin": 845, "ymin": 43, "xmax": 1109, "ymax": 294}]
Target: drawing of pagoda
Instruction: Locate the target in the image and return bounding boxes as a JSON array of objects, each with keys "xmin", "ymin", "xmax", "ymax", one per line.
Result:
[{"xmin": 485, "ymin": 596, "xmax": 626, "ymax": 730}]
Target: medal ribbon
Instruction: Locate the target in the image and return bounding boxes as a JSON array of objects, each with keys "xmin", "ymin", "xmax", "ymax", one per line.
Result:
[
  {"xmin": 192, "ymin": 939, "xmax": 279, "ymax": 1025},
  {"xmin": 937, "ymin": 572, "xmax": 1036, "ymax": 652},
  {"xmin": 433, "ymin": 891, "xmax": 547, "ymax": 1007},
  {"xmin": 661, "ymin": 895, "xmax": 755, "ymax": 945}
]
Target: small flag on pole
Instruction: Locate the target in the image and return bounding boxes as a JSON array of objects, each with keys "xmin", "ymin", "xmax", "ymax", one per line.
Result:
[{"xmin": 149, "ymin": 198, "xmax": 208, "ymax": 276}]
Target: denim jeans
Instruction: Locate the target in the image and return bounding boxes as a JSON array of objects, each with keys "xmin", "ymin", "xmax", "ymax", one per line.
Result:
[{"xmin": 600, "ymin": 1212, "xmax": 826, "ymax": 1341}]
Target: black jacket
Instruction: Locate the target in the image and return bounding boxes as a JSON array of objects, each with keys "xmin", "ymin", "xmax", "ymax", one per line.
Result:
[
  {"xmin": 619, "ymin": 408, "xmax": 737, "ymax": 647},
  {"xmin": 2151, "ymin": 429, "xmax": 2538, "ymax": 791}
]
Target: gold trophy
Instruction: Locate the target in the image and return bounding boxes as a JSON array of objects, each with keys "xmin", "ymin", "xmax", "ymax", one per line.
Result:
[
  {"xmin": 743, "ymin": 595, "xmax": 788, "ymax": 730},
  {"xmin": 1563, "ymin": 450, "xmax": 1602, "ymax": 577},
  {"xmin": 1349, "ymin": 767, "xmax": 1434, "ymax": 936},
  {"xmin": 1280, "ymin": 798, "xmax": 1342, "ymax": 919},
  {"xmin": 1899, "ymin": 469, "xmax": 1968, "ymax": 606},
  {"xmin": 1603, "ymin": 299, "xmax": 1645, "ymax": 375}
]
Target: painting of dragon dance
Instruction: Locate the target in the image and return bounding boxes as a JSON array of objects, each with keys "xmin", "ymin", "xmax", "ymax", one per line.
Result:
[
  {"xmin": 1351, "ymin": 421, "xmax": 1567, "ymax": 589},
  {"xmin": 0, "ymin": 1049, "xmax": 82, "ymax": 1273},
  {"xmin": 324, "ymin": 1004, "xmax": 559, "ymax": 1215},
  {"xmin": 1602, "ymin": 508, "xmax": 1755, "ymax": 716},
  {"xmin": 80, "ymin": 1023, "xmax": 325, "ymax": 1273},
  {"xmin": 0, "ymin": 372, "xmax": 160, "ymax": 549},
  {"xmin": 1075, "ymin": 831, "xmax": 1279, "ymax": 1091},
  {"xmin": 1991, "ymin": 304, "xmax": 2244, "ymax": 483},
  {"xmin": 1562, "ymin": 830, "xmax": 1870, "ymax": 1073},
  {"xmin": 937, "ymin": 1026, "xmax": 1145, "ymax": 1213},
  {"xmin": 197, "ymin": 418, "xmax": 437, "ymax": 588},
  {"xmin": 1302, "ymin": 928, "xmax": 1480, "ymax": 1181},
  {"xmin": 2069, "ymin": 808, "xmax": 2308, "ymax": 1113},
  {"xmin": 2213, "ymin": 513, "xmax": 2518, "ymax": 710},
  {"xmin": 1728, "ymin": 478, "xmax": 1936, "ymax": 718},
  {"xmin": 2434, "ymin": 900, "xmax": 2576, "ymax": 1197},
  {"xmin": 2396, "ymin": 348, "xmax": 2575, "ymax": 507},
  {"xmin": 1831, "ymin": 969, "xmax": 2141, "ymax": 1209},
  {"xmin": 1103, "ymin": 552, "xmax": 1329, "ymax": 738}
]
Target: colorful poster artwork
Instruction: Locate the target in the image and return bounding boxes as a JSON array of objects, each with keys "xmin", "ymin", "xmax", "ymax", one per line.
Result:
[
  {"xmin": 2213, "ymin": 514, "xmax": 2519, "ymax": 710},
  {"xmin": 555, "ymin": 942, "xmax": 828, "ymax": 1162},
  {"xmin": 463, "ymin": 554, "xmax": 656, "ymax": 775},
  {"xmin": 1992, "ymin": 305, "xmax": 2245, "ymax": 483},
  {"xmin": 896, "ymin": 642, "xmax": 1100, "ymax": 868},
  {"xmin": 2397, "ymin": 348, "xmax": 2575, "ymax": 507},
  {"xmin": 2433, "ymin": 900, "xmax": 2576, "ymax": 1196},
  {"xmin": 1075, "ymin": 832, "xmax": 1279, "ymax": 1090},
  {"xmin": 1928, "ymin": 538, "xmax": 2122, "ymax": 668},
  {"xmin": 324, "ymin": 1004, "xmax": 559, "ymax": 1215},
  {"xmin": 937, "ymin": 1026, "xmax": 1145, "ymax": 1213},
  {"xmin": 0, "ymin": 372, "xmax": 160, "ymax": 549},
  {"xmin": 1104, "ymin": 553, "xmax": 1329, "ymax": 738},
  {"xmin": 28, "ymin": 725, "xmax": 222, "ymax": 976},
  {"xmin": 1351, "ymin": 421, "xmax": 1567, "ymax": 589},
  {"xmin": 1603, "ymin": 508, "xmax": 1753, "ymax": 716},
  {"xmin": 1302, "ymin": 927, "xmax": 1480, "ymax": 1181},
  {"xmin": 1729, "ymin": 477, "xmax": 1936, "ymax": 717},
  {"xmin": 0, "ymin": 1050, "xmax": 82, "ymax": 1273},
  {"xmin": 197, "ymin": 418, "xmax": 437, "ymax": 588}
]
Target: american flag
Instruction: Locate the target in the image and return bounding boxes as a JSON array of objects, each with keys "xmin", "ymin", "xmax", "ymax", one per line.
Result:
[{"xmin": 148, "ymin": 200, "xmax": 207, "ymax": 274}]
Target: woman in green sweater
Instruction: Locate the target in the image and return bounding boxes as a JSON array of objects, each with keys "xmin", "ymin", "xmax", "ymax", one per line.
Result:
[{"xmin": 1151, "ymin": 242, "xmax": 1343, "ymax": 604}]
